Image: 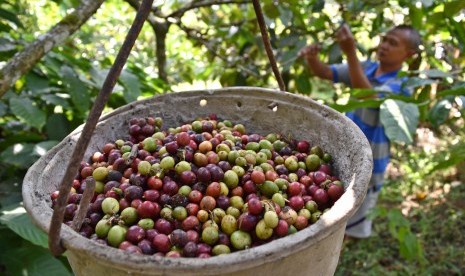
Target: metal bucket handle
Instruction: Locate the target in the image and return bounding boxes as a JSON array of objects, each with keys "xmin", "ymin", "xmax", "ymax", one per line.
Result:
[{"xmin": 48, "ymin": 0, "xmax": 286, "ymax": 256}]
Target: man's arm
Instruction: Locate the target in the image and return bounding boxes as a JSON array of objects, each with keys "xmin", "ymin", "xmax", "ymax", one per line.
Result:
[
  {"xmin": 336, "ymin": 24, "xmax": 372, "ymax": 89},
  {"xmin": 299, "ymin": 44, "xmax": 333, "ymax": 81}
]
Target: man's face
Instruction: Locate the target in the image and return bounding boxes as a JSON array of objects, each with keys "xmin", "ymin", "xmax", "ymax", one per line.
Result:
[{"xmin": 376, "ymin": 29, "xmax": 414, "ymax": 66}]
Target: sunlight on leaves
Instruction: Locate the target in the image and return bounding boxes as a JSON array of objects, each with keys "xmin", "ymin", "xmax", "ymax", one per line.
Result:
[{"xmin": 380, "ymin": 99, "xmax": 419, "ymax": 144}]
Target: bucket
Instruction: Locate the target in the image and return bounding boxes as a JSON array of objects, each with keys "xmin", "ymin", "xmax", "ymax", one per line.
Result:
[{"xmin": 22, "ymin": 87, "xmax": 372, "ymax": 276}]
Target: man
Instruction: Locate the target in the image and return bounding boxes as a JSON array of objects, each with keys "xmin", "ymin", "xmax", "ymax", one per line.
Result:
[{"xmin": 299, "ymin": 24, "xmax": 421, "ymax": 238}]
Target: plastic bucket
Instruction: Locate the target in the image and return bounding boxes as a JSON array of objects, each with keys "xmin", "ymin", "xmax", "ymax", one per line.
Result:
[{"xmin": 22, "ymin": 87, "xmax": 372, "ymax": 276}]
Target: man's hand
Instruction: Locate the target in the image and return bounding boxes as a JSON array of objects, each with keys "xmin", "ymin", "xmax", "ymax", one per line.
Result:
[
  {"xmin": 297, "ymin": 44, "xmax": 332, "ymax": 80},
  {"xmin": 335, "ymin": 23, "xmax": 357, "ymax": 56},
  {"xmin": 335, "ymin": 23, "xmax": 372, "ymax": 89},
  {"xmin": 298, "ymin": 44, "xmax": 322, "ymax": 62}
]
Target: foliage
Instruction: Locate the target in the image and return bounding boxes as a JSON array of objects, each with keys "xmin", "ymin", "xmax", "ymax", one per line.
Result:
[
  {"xmin": 338, "ymin": 125, "xmax": 465, "ymax": 274},
  {"xmin": 0, "ymin": 204, "xmax": 72, "ymax": 275},
  {"xmin": 336, "ymin": 179, "xmax": 465, "ymax": 275},
  {"xmin": 372, "ymin": 207, "xmax": 426, "ymax": 264},
  {"xmin": 0, "ymin": 0, "xmax": 464, "ymax": 274}
]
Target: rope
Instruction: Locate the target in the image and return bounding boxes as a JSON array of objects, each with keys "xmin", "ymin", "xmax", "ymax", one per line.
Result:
[
  {"xmin": 252, "ymin": 0, "xmax": 286, "ymax": 92},
  {"xmin": 48, "ymin": 0, "xmax": 155, "ymax": 256}
]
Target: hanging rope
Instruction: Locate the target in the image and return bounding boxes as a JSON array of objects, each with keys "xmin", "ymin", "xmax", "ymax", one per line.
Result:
[
  {"xmin": 252, "ymin": 0, "xmax": 286, "ymax": 92},
  {"xmin": 48, "ymin": 0, "xmax": 154, "ymax": 256}
]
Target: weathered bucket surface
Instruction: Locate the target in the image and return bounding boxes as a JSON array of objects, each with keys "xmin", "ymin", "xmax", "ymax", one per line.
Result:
[{"xmin": 22, "ymin": 87, "xmax": 372, "ymax": 276}]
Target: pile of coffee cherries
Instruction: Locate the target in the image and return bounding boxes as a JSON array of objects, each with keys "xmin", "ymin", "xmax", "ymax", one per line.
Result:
[{"xmin": 52, "ymin": 114, "xmax": 344, "ymax": 258}]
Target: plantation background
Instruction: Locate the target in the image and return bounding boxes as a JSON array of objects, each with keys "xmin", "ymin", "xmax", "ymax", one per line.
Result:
[{"xmin": 0, "ymin": 0, "xmax": 464, "ymax": 274}]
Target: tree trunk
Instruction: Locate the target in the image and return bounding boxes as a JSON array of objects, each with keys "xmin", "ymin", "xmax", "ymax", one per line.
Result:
[
  {"xmin": 125, "ymin": 0, "xmax": 170, "ymax": 83},
  {"xmin": 0, "ymin": 0, "xmax": 105, "ymax": 98},
  {"xmin": 153, "ymin": 20, "xmax": 170, "ymax": 82}
]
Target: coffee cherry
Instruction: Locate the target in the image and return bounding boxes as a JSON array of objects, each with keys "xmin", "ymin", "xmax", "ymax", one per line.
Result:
[
  {"xmin": 101, "ymin": 197, "xmax": 119, "ymax": 215},
  {"xmin": 263, "ymin": 211, "xmax": 279, "ymax": 228},
  {"xmin": 255, "ymin": 219, "xmax": 273, "ymax": 240},
  {"xmin": 108, "ymin": 225, "xmax": 127, "ymax": 248},
  {"xmin": 201, "ymin": 226, "xmax": 219, "ymax": 246},
  {"xmin": 230, "ymin": 230, "xmax": 251, "ymax": 250}
]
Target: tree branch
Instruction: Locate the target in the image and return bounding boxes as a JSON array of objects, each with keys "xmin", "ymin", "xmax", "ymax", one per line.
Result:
[
  {"xmin": 164, "ymin": 0, "xmax": 251, "ymax": 19},
  {"xmin": 124, "ymin": 0, "xmax": 251, "ymax": 83},
  {"xmin": 125, "ymin": 0, "xmax": 170, "ymax": 82},
  {"xmin": 0, "ymin": 0, "xmax": 105, "ymax": 98},
  {"xmin": 152, "ymin": 21, "xmax": 170, "ymax": 82},
  {"xmin": 178, "ymin": 23, "xmax": 260, "ymax": 78}
]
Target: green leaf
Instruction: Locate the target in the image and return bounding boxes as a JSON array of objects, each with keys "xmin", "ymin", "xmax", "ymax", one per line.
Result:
[
  {"xmin": 33, "ymin": 140, "xmax": 59, "ymax": 157},
  {"xmin": 0, "ymin": 101, "xmax": 7, "ymax": 117},
  {"xmin": 295, "ymin": 75, "xmax": 312, "ymax": 95},
  {"xmin": 9, "ymin": 98, "xmax": 47, "ymax": 130},
  {"xmin": 0, "ymin": 22, "xmax": 13, "ymax": 33},
  {"xmin": 42, "ymin": 94, "xmax": 72, "ymax": 109},
  {"xmin": 408, "ymin": 6, "xmax": 422, "ymax": 29},
  {"xmin": 398, "ymin": 228, "xmax": 418, "ymax": 260},
  {"xmin": 403, "ymin": 77, "xmax": 436, "ymax": 89},
  {"xmin": 387, "ymin": 209, "xmax": 410, "ymax": 228},
  {"xmin": 280, "ymin": 50, "xmax": 299, "ymax": 71},
  {"xmin": 421, "ymin": 69, "xmax": 453, "ymax": 79},
  {"xmin": 431, "ymin": 144, "xmax": 465, "ymax": 172},
  {"xmin": 0, "ymin": 168, "xmax": 23, "ymax": 209},
  {"xmin": 278, "ymin": 5, "xmax": 293, "ymax": 26},
  {"xmin": 380, "ymin": 99, "xmax": 419, "ymax": 144},
  {"xmin": 428, "ymin": 98, "xmax": 452, "ymax": 128},
  {"xmin": 444, "ymin": 0, "xmax": 465, "ymax": 16},
  {"xmin": 0, "ymin": 130, "xmax": 43, "ymax": 152},
  {"xmin": 371, "ymin": 10, "xmax": 384, "ymax": 37},
  {"xmin": 438, "ymin": 86, "xmax": 465, "ymax": 97},
  {"xmin": 46, "ymin": 114, "xmax": 71, "ymax": 140},
  {"xmin": 263, "ymin": 2, "xmax": 280, "ymax": 19},
  {"xmin": 0, "ymin": 205, "xmax": 48, "ymax": 248},
  {"xmin": 416, "ymin": 86, "xmax": 431, "ymax": 122},
  {"xmin": 426, "ymin": 10, "xmax": 444, "ymax": 26},
  {"xmin": 432, "ymin": 153, "xmax": 465, "ymax": 172},
  {"xmin": 219, "ymin": 69, "xmax": 238, "ymax": 87},
  {"xmin": 278, "ymin": 34, "xmax": 300, "ymax": 48},
  {"xmin": 448, "ymin": 18, "xmax": 465, "ymax": 49},
  {"xmin": 0, "ymin": 8, "xmax": 24, "ymax": 28},
  {"xmin": 26, "ymin": 71, "xmax": 50, "ymax": 94},
  {"xmin": 0, "ymin": 37, "xmax": 16, "ymax": 53},
  {"xmin": 107, "ymin": 92, "xmax": 128, "ymax": 109},
  {"xmin": 350, "ymin": 88, "xmax": 379, "ymax": 98},
  {"xmin": 327, "ymin": 43, "xmax": 343, "ymax": 64},
  {"xmin": 0, "ymin": 231, "xmax": 72, "ymax": 276},
  {"xmin": 119, "ymin": 70, "xmax": 142, "ymax": 103},
  {"xmin": 61, "ymin": 66, "xmax": 90, "ymax": 115},
  {"xmin": 310, "ymin": 15, "xmax": 329, "ymax": 30},
  {"xmin": 387, "ymin": 209, "xmax": 402, "ymax": 239},
  {"xmin": 311, "ymin": 0, "xmax": 325, "ymax": 12},
  {"xmin": 330, "ymin": 98, "xmax": 382, "ymax": 113},
  {"xmin": 0, "ymin": 143, "xmax": 37, "ymax": 168}
]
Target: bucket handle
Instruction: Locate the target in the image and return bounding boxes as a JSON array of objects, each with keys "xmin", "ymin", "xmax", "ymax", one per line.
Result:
[
  {"xmin": 252, "ymin": 0, "xmax": 286, "ymax": 92},
  {"xmin": 48, "ymin": 0, "xmax": 155, "ymax": 256},
  {"xmin": 71, "ymin": 177, "xmax": 95, "ymax": 232},
  {"xmin": 48, "ymin": 0, "xmax": 285, "ymax": 256}
]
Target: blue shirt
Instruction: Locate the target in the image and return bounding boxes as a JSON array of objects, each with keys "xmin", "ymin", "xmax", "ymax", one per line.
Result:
[{"xmin": 330, "ymin": 61, "xmax": 411, "ymax": 190}]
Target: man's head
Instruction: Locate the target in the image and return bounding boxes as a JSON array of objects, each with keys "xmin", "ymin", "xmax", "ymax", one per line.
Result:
[{"xmin": 377, "ymin": 25, "xmax": 421, "ymax": 67}]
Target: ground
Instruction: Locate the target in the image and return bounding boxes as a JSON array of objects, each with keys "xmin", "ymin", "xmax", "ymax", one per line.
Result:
[{"xmin": 335, "ymin": 127, "xmax": 465, "ymax": 275}]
